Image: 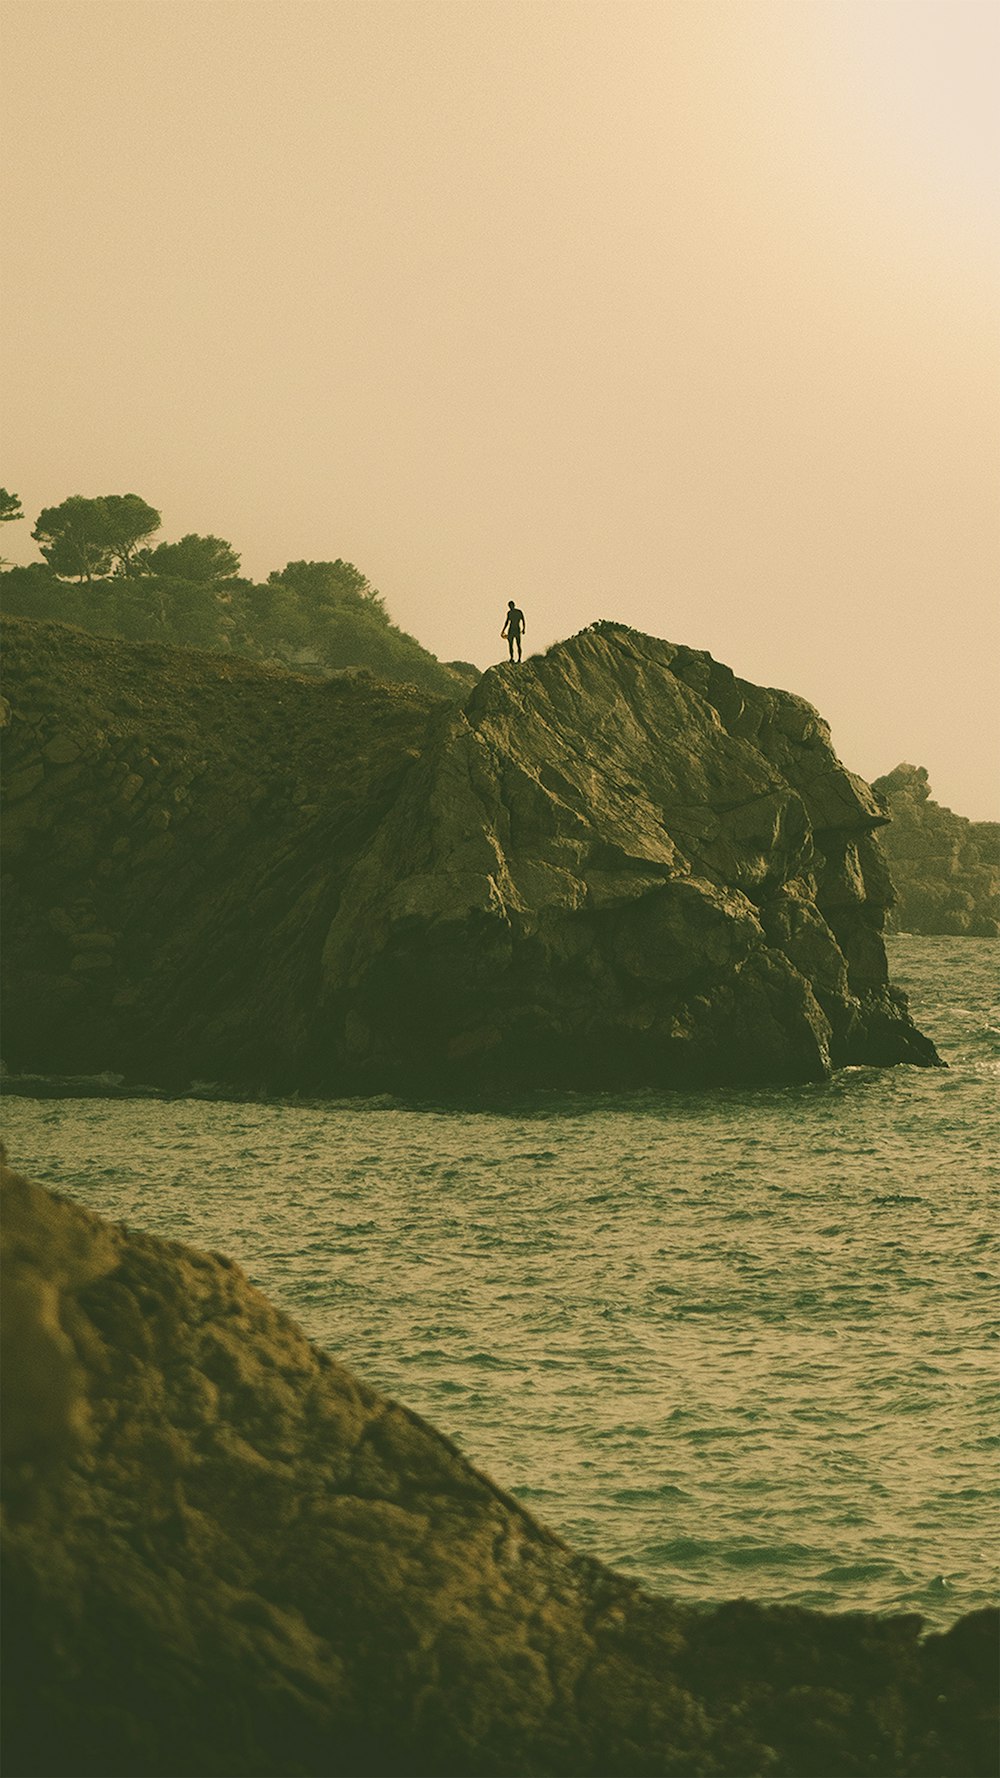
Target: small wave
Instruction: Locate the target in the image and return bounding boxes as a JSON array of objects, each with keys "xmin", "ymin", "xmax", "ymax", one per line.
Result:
[
  {"xmin": 722, "ymin": 1541, "xmax": 819, "ymax": 1571},
  {"xmin": 818, "ymin": 1560, "xmax": 901, "ymax": 1583},
  {"xmin": 640, "ymin": 1536, "xmax": 713, "ymax": 1564},
  {"xmin": 612, "ymin": 1483, "xmax": 690, "ymax": 1503},
  {"xmin": 0, "ymin": 1071, "xmax": 163, "ymax": 1100}
]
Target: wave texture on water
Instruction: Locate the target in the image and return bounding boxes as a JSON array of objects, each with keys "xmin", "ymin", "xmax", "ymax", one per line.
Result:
[{"xmin": 3, "ymin": 936, "xmax": 997, "ymax": 1627}]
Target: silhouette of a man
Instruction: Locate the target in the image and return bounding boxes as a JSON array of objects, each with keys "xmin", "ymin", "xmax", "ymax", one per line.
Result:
[{"xmin": 501, "ymin": 600, "xmax": 525, "ymax": 662}]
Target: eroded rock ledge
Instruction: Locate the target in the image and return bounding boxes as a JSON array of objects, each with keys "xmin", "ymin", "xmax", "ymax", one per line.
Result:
[
  {"xmin": 1, "ymin": 616, "xmax": 938, "ymax": 1091},
  {"xmin": 2, "ymin": 1160, "xmax": 996, "ymax": 1778}
]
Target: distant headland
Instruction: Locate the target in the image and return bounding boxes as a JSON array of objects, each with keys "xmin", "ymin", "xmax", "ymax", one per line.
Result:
[
  {"xmin": 1, "ymin": 613, "xmax": 939, "ymax": 1093},
  {"xmin": 873, "ymin": 764, "xmax": 999, "ymax": 938}
]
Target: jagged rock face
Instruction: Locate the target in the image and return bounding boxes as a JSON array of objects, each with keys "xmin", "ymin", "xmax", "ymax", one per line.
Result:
[
  {"xmin": 2, "ymin": 1161, "xmax": 995, "ymax": 1778},
  {"xmin": 0, "ymin": 616, "xmax": 937, "ymax": 1092},
  {"xmin": 319, "ymin": 625, "xmax": 938, "ymax": 1088},
  {"xmin": 872, "ymin": 764, "xmax": 1000, "ymax": 937}
]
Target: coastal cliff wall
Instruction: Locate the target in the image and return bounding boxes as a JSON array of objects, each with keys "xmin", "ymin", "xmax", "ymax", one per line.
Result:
[
  {"xmin": 3, "ymin": 1159, "xmax": 995, "ymax": 1778},
  {"xmin": 1, "ymin": 615, "xmax": 937, "ymax": 1091},
  {"xmin": 0, "ymin": 616, "xmax": 443, "ymax": 1089}
]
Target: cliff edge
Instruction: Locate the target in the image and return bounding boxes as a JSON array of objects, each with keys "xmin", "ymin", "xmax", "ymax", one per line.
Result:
[
  {"xmin": 1, "ymin": 616, "xmax": 938, "ymax": 1091},
  {"xmin": 2, "ymin": 1159, "xmax": 995, "ymax": 1778}
]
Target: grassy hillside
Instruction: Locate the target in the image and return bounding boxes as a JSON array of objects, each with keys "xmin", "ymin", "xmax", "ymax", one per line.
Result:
[{"xmin": 0, "ymin": 560, "xmax": 477, "ymax": 698}]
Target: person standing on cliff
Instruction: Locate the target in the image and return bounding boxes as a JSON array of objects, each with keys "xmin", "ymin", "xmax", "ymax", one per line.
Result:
[{"xmin": 501, "ymin": 600, "xmax": 525, "ymax": 663}]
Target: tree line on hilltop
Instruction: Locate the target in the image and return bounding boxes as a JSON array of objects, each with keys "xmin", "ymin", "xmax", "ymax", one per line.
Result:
[{"xmin": 0, "ymin": 488, "xmax": 475, "ymax": 696}]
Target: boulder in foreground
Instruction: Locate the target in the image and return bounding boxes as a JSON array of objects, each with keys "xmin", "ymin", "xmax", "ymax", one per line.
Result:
[{"xmin": 2, "ymin": 1160, "xmax": 995, "ymax": 1778}]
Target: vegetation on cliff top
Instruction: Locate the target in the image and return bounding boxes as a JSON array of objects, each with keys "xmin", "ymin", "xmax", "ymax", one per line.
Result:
[
  {"xmin": 874, "ymin": 764, "xmax": 999, "ymax": 937},
  {"xmin": 0, "ymin": 487, "xmax": 474, "ymax": 696}
]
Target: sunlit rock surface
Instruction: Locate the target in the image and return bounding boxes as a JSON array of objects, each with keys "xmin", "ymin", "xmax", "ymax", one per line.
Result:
[
  {"xmin": 2, "ymin": 1160, "xmax": 995, "ymax": 1778},
  {"xmin": 1, "ymin": 615, "xmax": 937, "ymax": 1091}
]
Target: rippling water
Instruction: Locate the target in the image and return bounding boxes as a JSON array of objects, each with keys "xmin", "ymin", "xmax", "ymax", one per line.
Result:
[{"xmin": 4, "ymin": 936, "xmax": 997, "ymax": 1628}]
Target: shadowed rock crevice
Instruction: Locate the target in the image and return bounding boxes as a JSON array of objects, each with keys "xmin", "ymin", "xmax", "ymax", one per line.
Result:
[
  {"xmin": 1, "ymin": 616, "xmax": 937, "ymax": 1092},
  {"xmin": 2, "ymin": 1161, "xmax": 995, "ymax": 1778}
]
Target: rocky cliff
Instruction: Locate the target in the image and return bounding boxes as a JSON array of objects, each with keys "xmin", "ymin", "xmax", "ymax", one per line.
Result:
[
  {"xmin": 0, "ymin": 616, "xmax": 938, "ymax": 1092},
  {"xmin": 3, "ymin": 1158, "xmax": 996, "ymax": 1778},
  {"xmin": 872, "ymin": 765, "xmax": 1000, "ymax": 937}
]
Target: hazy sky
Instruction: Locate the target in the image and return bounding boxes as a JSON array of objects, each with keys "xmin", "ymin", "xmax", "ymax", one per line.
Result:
[{"xmin": 3, "ymin": 0, "xmax": 998, "ymax": 816}]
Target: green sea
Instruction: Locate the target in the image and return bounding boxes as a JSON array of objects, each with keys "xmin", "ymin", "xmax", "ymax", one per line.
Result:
[{"xmin": 4, "ymin": 934, "xmax": 997, "ymax": 1629}]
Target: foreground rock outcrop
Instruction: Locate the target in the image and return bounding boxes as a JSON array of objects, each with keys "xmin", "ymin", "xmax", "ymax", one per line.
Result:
[
  {"xmin": 3, "ymin": 1159, "xmax": 995, "ymax": 1778},
  {"xmin": 872, "ymin": 765, "xmax": 1000, "ymax": 937},
  {"xmin": 1, "ymin": 615, "xmax": 938, "ymax": 1091}
]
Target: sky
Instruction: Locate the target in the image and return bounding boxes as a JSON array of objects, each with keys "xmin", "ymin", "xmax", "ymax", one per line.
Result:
[{"xmin": 3, "ymin": 0, "xmax": 998, "ymax": 817}]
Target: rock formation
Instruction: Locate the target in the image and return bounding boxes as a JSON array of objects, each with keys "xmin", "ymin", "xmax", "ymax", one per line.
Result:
[
  {"xmin": 3, "ymin": 1157, "xmax": 996, "ymax": 1778},
  {"xmin": 0, "ymin": 615, "xmax": 938, "ymax": 1092},
  {"xmin": 872, "ymin": 765, "xmax": 1000, "ymax": 937}
]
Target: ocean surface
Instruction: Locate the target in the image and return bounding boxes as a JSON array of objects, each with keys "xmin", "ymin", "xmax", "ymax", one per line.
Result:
[{"xmin": 3, "ymin": 935, "xmax": 997, "ymax": 1630}]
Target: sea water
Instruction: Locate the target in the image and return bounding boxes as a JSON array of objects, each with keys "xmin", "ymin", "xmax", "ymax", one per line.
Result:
[{"xmin": 3, "ymin": 935, "xmax": 997, "ymax": 1629}]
